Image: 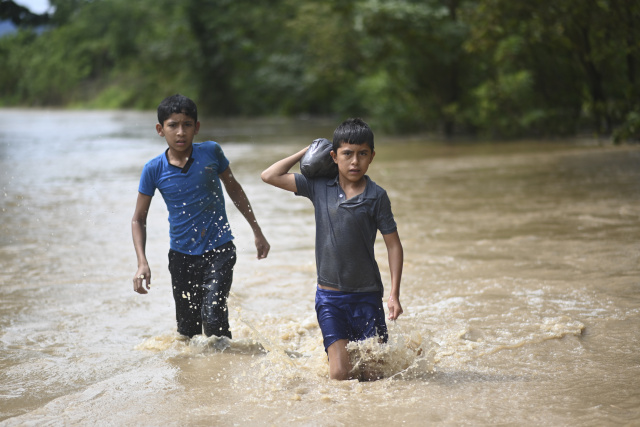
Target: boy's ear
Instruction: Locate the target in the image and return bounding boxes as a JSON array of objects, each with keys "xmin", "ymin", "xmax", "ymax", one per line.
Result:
[
  {"xmin": 195, "ymin": 121, "xmax": 200, "ymax": 135},
  {"xmin": 330, "ymin": 150, "xmax": 337, "ymax": 163},
  {"xmin": 156, "ymin": 123, "xmax": 165, "ymax": 137}
]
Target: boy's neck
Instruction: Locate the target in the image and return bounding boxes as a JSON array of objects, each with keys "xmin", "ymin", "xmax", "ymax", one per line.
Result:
[
  {"xmin": 339, "ymin": 176, "xmax": 367, "ymax": 199},
  {"xmin": 166, "ymin": 146, "xmax": 193, "ymax": 168}
]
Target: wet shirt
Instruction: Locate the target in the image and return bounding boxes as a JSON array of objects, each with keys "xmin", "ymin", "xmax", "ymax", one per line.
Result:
[
  {"xmin": 294, "ymin": 174, "xmax": 397, "ymax": 294},
  {"xmin": 138, "ymin": 141, "xmax": 233, "ymax": 255}
]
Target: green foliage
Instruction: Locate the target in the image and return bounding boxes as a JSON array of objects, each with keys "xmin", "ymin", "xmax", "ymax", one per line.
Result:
[
  {"xmin": 353, "ymin": 0, "xmax": 472, "ymax": 134},
  {"xmin": 0, "ymin": 26, "xmax": 93, "ymax": 105},
  {"xmin": 613, "ymin": 109, "xmax": 640, "ymax": 144},
  {"xmin": 464, "ymin": 0, "xmax": 640, "ymax": 138},
  {"xmin": 0, "ymin": 0, "xmax": 639, "ymax": 140}
]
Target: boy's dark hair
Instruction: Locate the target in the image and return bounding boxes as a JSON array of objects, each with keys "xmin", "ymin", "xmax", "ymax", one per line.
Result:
[
  {"xmin": 332, "ymin": 118, "xmax": 374, "ymax": 152},
  {"xmin": 157, "ymin": 94, "xmax": 198, "ymax": 125}
]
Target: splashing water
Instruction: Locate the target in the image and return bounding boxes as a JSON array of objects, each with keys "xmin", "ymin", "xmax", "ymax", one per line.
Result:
[{"xmin": 348, "ymin": 325, "xmax": 437, "ymax": 381}]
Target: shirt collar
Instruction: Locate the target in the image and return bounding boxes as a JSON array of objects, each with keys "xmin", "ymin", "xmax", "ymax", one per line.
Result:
[
  {"xmin": 164, "ymin": 146, "xmax": 195, "ymax": 173},
  {"xmin": 328, "ymin": 175, "xmax": 376, "ymax": 199}
]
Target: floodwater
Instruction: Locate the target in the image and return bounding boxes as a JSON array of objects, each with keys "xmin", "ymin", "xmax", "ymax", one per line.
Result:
[{"xmin": 1, "ymin": 109, "xmax": 639, "ymax": 426}]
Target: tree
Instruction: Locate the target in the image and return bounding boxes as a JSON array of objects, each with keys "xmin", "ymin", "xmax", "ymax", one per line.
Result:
[
  {"xmin": 465, "ymin": 0, "xmax": 640, "ymax": 138},
  {"xmin": 353, "ymin": 0, "xmax": 474, "ymax": 135},
  {"xmin": 0, "ymin": 0, "xmax": 49, "ymax": 26}
]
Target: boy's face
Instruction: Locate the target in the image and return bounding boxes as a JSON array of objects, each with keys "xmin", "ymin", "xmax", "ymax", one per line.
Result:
[
  {"xmin": 330, "ymin": 142, "xmax": 375, "ymax": 183},
  {"xmin": 156, "ymin": 113, "xmax": 200, "ymax": 154}
]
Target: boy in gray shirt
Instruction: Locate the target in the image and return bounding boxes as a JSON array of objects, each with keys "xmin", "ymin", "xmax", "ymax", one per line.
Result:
[{"xmin": 261, "ymin": 118, "xmax": 403, "ymax": 380}]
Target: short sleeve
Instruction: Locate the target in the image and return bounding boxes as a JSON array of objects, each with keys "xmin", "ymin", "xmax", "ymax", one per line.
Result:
[
  {"xmin": 138, "ymin": 162, "xmax": 157, "ymax": 196},
  {"xmin": 294, "ymin": 173, "xmax": 313, "ymax": 199},
  {"xmin": 376, "ymin": 191, "xmax": 397, "ymax": 235},
  {"xmin": 213, "ymin": 142, "xmax": 230, "ymax": 174}
]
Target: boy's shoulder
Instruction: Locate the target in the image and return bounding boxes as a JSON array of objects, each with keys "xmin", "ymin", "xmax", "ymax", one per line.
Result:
[
  {"xmin": 143, "ymin": 150, "xmax": 166, "ymax": 169},
  {"xmin": 296, "ymin": 173, "xmax": 335, "ymax": 189},
  {"xmin": 299, "ymin": 175, "xmax": 389, "ymax": 201},
  {"xmin": 193, "ymin": 140, "xmax": 227, "ymax": 157},
  {"xmin": 194, "ymin": 140, "xmax": 217, "ymax": 148},
  {"xmin": 363, "ymin": 176, "xmax": 389, "ymax": 199}
]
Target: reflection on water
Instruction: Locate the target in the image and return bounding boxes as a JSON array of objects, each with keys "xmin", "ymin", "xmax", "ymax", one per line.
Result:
[{"xmin": 1, "ymin": 110, "xmax": 639, "ymax": 425}]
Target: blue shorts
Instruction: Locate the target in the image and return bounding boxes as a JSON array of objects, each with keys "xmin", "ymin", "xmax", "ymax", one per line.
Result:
[{"xmin": 315, "ymin": 287, "xmax": 388, "ymax": 352}]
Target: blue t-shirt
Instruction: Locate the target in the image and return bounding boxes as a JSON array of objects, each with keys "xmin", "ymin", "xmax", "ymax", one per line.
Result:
[
  {"xmin": 294, "ymin": 174, "xmax": 397, "ymax": 294},
  {"xmin": 138, "ymin": 141, "xmax": 233, "ymax": 255}
]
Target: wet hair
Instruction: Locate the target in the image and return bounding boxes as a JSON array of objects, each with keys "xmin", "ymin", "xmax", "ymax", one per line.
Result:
[
  {"xmin": 332, "ymin": 118, "xmax": 374, "ymax": 152},
  {"xmin": 157, "ymin": 94, "xmax": 198, "ymax": 125}
]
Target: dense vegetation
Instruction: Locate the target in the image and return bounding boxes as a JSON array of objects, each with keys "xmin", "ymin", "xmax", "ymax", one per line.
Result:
[{"xmin": 1, "ymin": 0, "xmax": 639, "ymax": 140}]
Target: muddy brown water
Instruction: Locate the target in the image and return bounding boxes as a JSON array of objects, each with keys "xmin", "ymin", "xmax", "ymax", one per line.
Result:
[{"xmin": 1, "ymin": 109, "xmax": 639, "ymax": 425}]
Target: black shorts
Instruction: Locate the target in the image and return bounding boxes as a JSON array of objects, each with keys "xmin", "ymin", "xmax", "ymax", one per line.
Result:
[{"xmin": 168, "ymin": 241, "xmax": 237, "ymax": 338}]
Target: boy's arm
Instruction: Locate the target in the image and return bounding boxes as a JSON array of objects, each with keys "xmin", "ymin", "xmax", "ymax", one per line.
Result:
[
  {"xmin": 383, "ymin": 231, "xmax": 404, "ymax": 320},
  {"xmin": 219, "ymin": 167, "xmax": 270, "ymax": 259},
  {"xmin": 132, "ymin": 192, "xmax": 153, "ymax": 294},
  {"xmin": 260, "ymin": 146, "xmax": 309, "ymax": 192}
]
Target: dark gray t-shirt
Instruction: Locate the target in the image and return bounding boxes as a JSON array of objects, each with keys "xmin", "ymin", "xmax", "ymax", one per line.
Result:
[{"xmin": 294, "ymin": 174, "xmax": 397, "ymax": 294}]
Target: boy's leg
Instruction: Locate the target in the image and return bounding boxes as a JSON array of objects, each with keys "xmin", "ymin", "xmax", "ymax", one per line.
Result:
[
  {"xmin": 350, "ymin": 294, "xmax": 388, "ymax": 381},
  {"xmin": 168, "ymin": 250, "xmax": 203, "ymax": 338},
  {"xmin": 316, "ymin": 288, "xmax": 354, "ymax": 379},
  {"xmin": 200, "ymin": 242, "xmax": 237, "ymax": 338},
  {"xmin": 352, "ymin": 293, "xmax": 388, "ymax": 343},
  {"xmin": 327, "ymin": 339, "xmax": 352, "ymax": 380}
]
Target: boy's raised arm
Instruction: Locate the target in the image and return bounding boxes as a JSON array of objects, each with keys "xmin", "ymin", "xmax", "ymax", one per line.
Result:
[{"xmin": 261, "ymin": 146, "xmax": 309, "ymax": 193}]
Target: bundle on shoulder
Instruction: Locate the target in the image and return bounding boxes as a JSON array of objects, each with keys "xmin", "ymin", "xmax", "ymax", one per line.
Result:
[{"xmin": 300, "ymin": 138, "xmax": 338, "ymax": 179}]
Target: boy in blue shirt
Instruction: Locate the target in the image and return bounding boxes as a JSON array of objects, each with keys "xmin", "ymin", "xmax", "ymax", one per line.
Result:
[
  {"xmin": 261, "ymin": 118, "xmax": 403, "ymax": 380},
  {"xmin": 132, "ymin": 94, "xmax": 270, "ymax": 339}
]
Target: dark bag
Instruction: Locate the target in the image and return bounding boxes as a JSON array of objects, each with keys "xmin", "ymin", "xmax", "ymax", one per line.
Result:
[{"xmin": 300, "ymin": 138, "xmax": 338, "ymax": 179}]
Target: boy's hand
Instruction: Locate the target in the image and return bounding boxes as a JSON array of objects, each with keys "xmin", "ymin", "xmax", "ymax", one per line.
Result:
[
  {"xmin": 133, "ymin": 266, "xmax": 151, "ymax": 294},
  {"xmin": 387, "ymin": 296, "xmax": 403, "ymax": 320},
  {"xmin": 255, "ymin": 232, "xmax": 270, "ymax": 259}
]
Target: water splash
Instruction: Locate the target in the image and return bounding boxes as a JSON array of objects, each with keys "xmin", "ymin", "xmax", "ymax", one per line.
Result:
[
  {"xmin": 348, "ymin": 325, "xmax": 438, "ymax": 381},
  {"xmin": 134, "ymin": 332, "xmax": 266, "ymax": 356}
]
